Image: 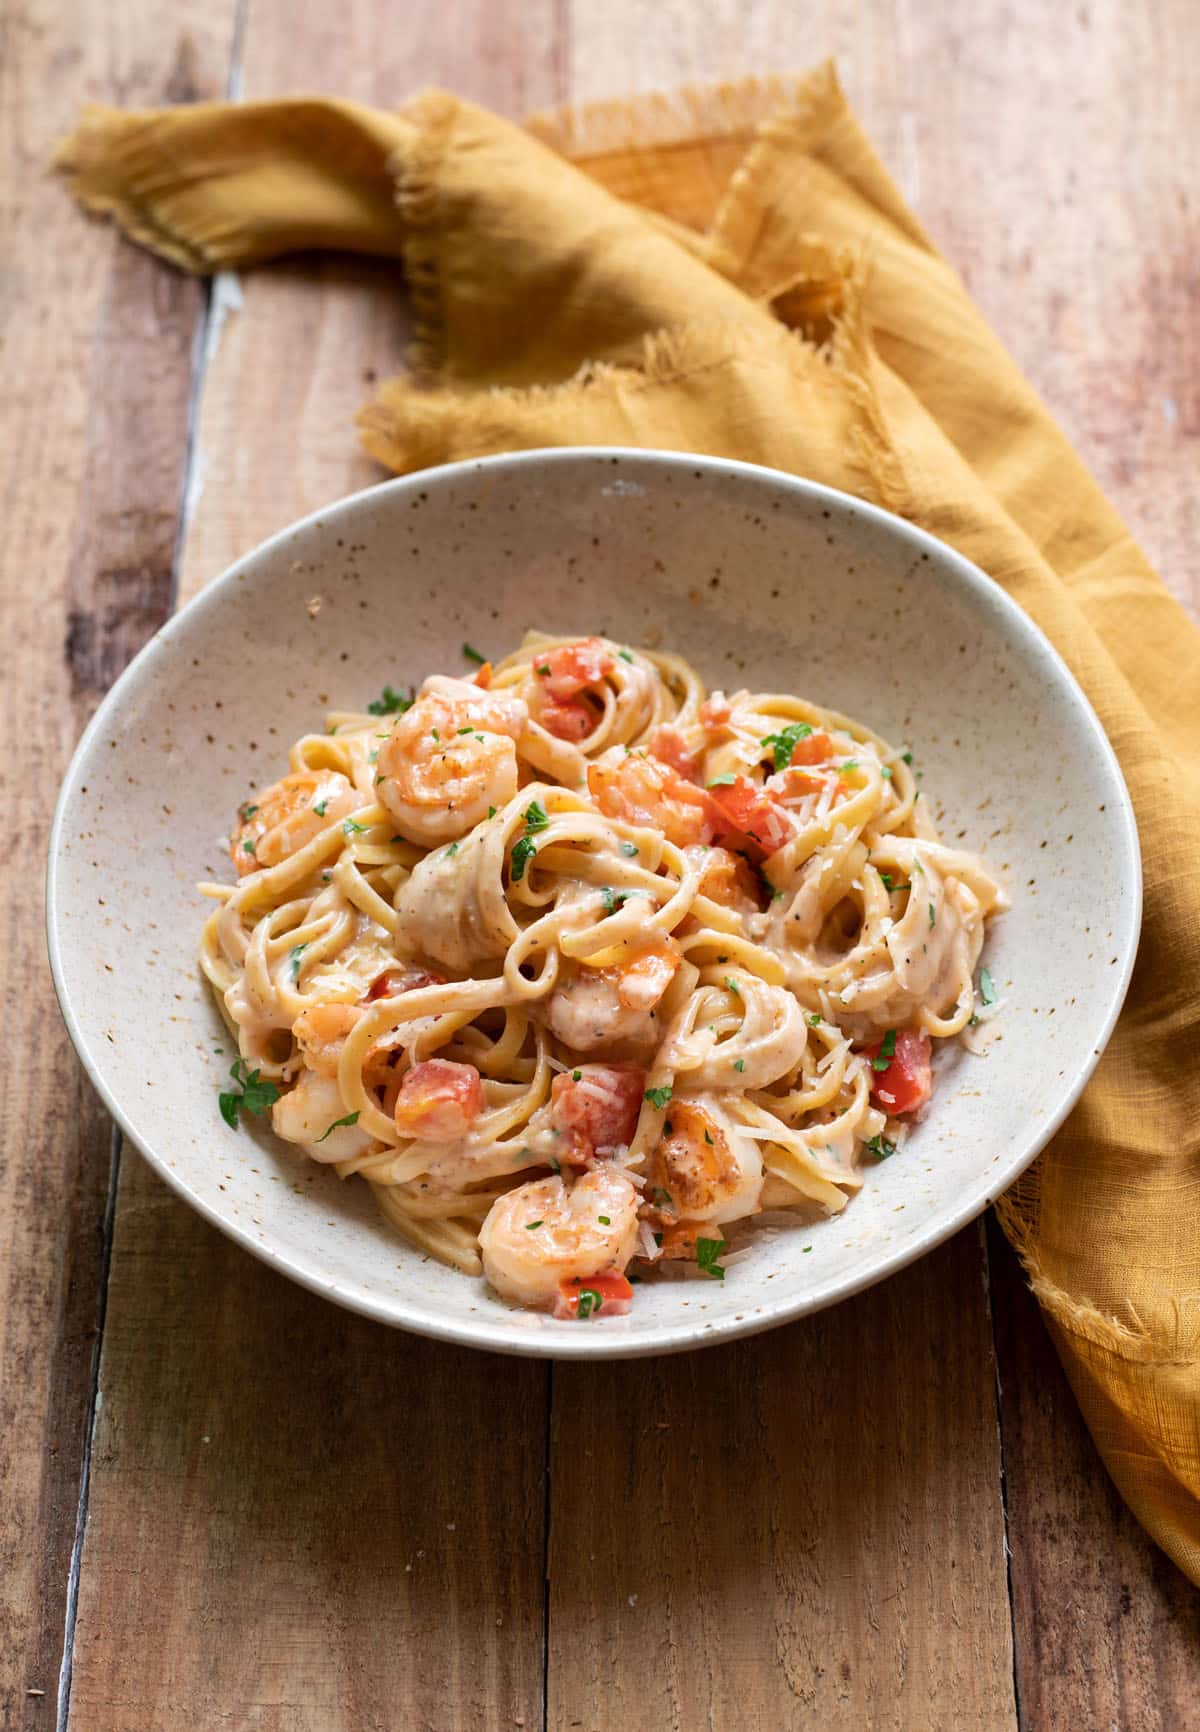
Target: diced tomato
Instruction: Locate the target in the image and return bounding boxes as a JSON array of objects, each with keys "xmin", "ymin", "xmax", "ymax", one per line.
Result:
[
  {"xmin": 367, "ymin": 965, "xmax": 443, "ymax": 1001},
  {"xmin": 786, "ymin": 729, "xmax": 833, "ymax": 767},
  {"xmin": 473, "ymin": 661, "xmax": 493, "ymax": 689},
  {"xmin": 540, "ymin": 637, "xmax": 614, "ymax": 700},
  {"xmin": 554, "ymin": 1271, "xmax": 635, "ymax": 1319},
  {"xmin": 706, "ymin": 775, "xmax": 793, "ymax": 858},
  {"xmin": 540, "ymin": 695, "xmax": 596, "ymax": 741},
  {"xmin": 699, "ymin": 695, "xmax": 733, "ymax": 729},
  {"xmin": 865, "ymin": 1028, "xmax": 932, "ymax": 1115},
  {"xmin": 393, "ymin": 1059, "xmax": 484, "ymax": 1141},
  {"xmin": 646, "ymin": 725, "xmax": 700, "ymax": 782},
  {"xmin": 587, "ymin": 752, "xmax": 714, "ymax": 848},
  {"xmin": 549, "ymin": 1063, "xmax": 646, "ymax": 1161}
]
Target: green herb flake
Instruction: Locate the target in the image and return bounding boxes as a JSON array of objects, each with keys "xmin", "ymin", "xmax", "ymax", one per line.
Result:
[
  {"xmin": 342, "ymin": 818, "xmax": 368, "ymax": 836},
  {"xmin": 575, "ymin": 1287, "xmax": 603, "ymax": 1320},
  {"xmin": 446, "ymin": 842, "xmax": 459, "ymax": 856},
  {"xmin": 367, "ymin": 685, "xmax": 413, "ymax": 716},
  {"xmin": 901, "ymin": 750, "xmax": 913, "ymax": 764},
  {"xmin": 866, "ymin": 1134, "xmax": 897, "ymax": 1161},
  {"xmin": 873, "ymin": 1029, "xmax": 898, "ymax": 1072},
  {"xmin": 645, "ymin": 1086, "xmax": 673, "ymax": 1110},
  {"xmin": 316, "ymin": 1110, "xmax": 360, "ymax": 1144},
  {"xmin": 523, "ymin": 800, "xmax": 550, "ymax": 834},
  {"xmin": 696, "ymin": 1237, "xmax": 726, "ymax": 1281},
  {"xmin": 761, "ymin": 721, "xmax": 814, "ymax": 771},
  {"xmin": 536, "ymin": 663, "xmax": 551, "ymax": 676},
  {"xmin": 880, "ymin": 872, "xmax": 895, "ymax": 891},
  {"xmin": 703, "ymin": 1130, "xmax": 714, "ymax": 1146},
  {"xmin": 487, "ymin": 806, "xmax": 496, "ymax": 819},
  {"xmin": 802, "ymin": 1245, "xmax": 813, "ymax": 1254},
  {"xmin": 724, "ymin": 975, "xmax": 741, "ymax": 996},
  {"xmin": 808, "ymin": 1013, "xmax": 822, "ymax": 1026},
  {"xmin": 618, "ymin": 648, "xmax": 634, "ymax": 663},
  {"xmin": 601, "ymin": 886, "xmax": 617, "ymax": 915},
  {"xmin": 239, "ymin": 803, "xmax": 258, "ymax": 821},
  {"xmin": 288, "ymin": 943, "xmax": 307, "ymax": 983},
  {"xmin": 928, "ymin": 902, "xmax": 936, "ymax": 929},
  {"xmin": 525, "ymin": 1219, "xmax": 543, "ymax": 1230},
  {"xmin": 842, "ymin": 759, "xmax": 859, "ymax": 771},
  {"xmin": 733, "ymin": 1058, "xmax": 746, "ymax": 1073},
  {"xmin": 620, "ymin": 841, "xmax": 639, "ymax": 858},
  {"xmin": 572, "ymin": 1069, "xmax": 582, "ymax": 1082},
  {"xmin": 218, "ymin": 1058, "xmax": 280, "ymax": 1128},
  {"xmin": 979, "ymin": 966, "xmax": 997, "ymax": 1006},
  {"xmin": 881, "ymin": 766, "xmax": 893, "ymax": 780},
  {"xmin": 242, "ymin": 839, "xmax": 256, "ymax": 855},
  {"xmin": 707, "ymin": 771, "xmax": 737, "ymax": 787},
  {"xmin": 462, "ymin": 642, "xmax": 486, "ymax": 665},
  {"xmin": 431, "ymin": 727, "xmax": 440, "ymax": 743},
  {"xmin": 510, "ymin": 835, "xmax": 537, "ymax": 882},
  {"xmin": 598, "ymin": 1215, "xmax": 611, "ymax": 1225}
]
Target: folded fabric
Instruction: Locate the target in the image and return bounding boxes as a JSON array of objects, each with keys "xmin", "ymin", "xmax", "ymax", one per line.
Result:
[{"xmin": 57, "ymin": 62, "xmax": 1200, "ymax": 1580}]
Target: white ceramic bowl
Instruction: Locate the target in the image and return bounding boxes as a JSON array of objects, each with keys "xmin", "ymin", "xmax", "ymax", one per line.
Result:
[{"xmin": 47, "ymin": 450, "xmax": 1140, "ymax": 1358}]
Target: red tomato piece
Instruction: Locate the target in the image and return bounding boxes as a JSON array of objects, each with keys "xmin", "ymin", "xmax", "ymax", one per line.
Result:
[
  {"xmin": 706, "ymin": 775, "xmax": 793, "ymax": 858},
  {"xmin": 646, "ymin": 725, "xmax": 700, "ymax": 782},
  {"xmin": 473, "ymin": 661, "xmax": 493, "ymax": 689},
  {"xmin": 699, "ymin": 695, "xmax": 733, "ymax": 729},
  {"xmin": 540, "ymin": 695, "xmax": 596, "ymax": 741},
  {"xmin": 541, "ymin": 637, "xmax": 614, "ymax": 700},
  {"xmin": 554, "ymin": 1272, "xmax": 635, "ymax": 1319},
  {"xmin": 367, "ymin": 965, "xmax": 443, "ymax": 1001},
  {"xmin": 785, "ymin": 729, "xmax": 833, "ymax": 767},
  {"xmin": 393, "ymin": 1059, "xmax": 484, "ymax": 1141},
  {"xmin": 865, "ymin": 1028, "xmax": 932, "ymax": 1114},
  {"xmin": 549, "ymin": 1064, "xmax": 646, "ymax": 1162}
]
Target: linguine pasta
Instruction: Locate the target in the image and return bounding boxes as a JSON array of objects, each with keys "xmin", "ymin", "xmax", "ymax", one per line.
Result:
[{"xmin": 200, "ymin": 633, "xmax": 1007, "ymax": 1319}]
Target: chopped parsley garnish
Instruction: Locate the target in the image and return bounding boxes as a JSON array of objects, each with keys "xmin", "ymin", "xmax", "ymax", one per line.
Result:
[
  {"xmin": 881, "ymin": 766, "xmax": 893, "ymax": 780},
  {"xmin": 620, "ymin": 841, "xmax": 639, "ymax": 858},
  {"xmin": 536, "ymin": 663, "xmax": 551, "ymax": 676},
  {"xmin": 572, "ymin": 1070, "xmax": 582, "ymax": 1081},
  {"xmin": 367, "ymin": 684, "xmax": 413, "ymax": 715},
  {"xmin": 242, "ymin": 838, "xmax": 256, "ymax": 855},
  {"xmin": 733, "ymin": 1058, "xmax": 746, "ymax": 1073},
  {"xmin": 288, "ymin": 943, "xmax": 307, "ymax": 983},
  {"xmin": 703, "ymin": 1130, "xmax": 714, "ymax": 1145},
  {"xmin": 598, "ymin": 1215, "xmax": 611, "ymax": 1225},
  {"xmin": 866, "ymin": 1134, "xmax": 897, "ymax": 1161},
  {"xmin": 600, "ymin": 886, "xmax": 616, "ymax": 914},
  {"xmin": 928, "ymin": 902, "xmax": 936, "ymax": 929},
  {"xmin": 618, "ymin": 648, "xmax": 634, "ymax": 663},
  {"xmin": 239, "ymin": 803, "xmax": 258, "ymax": 821},
  {"xmin": 979, "ymin": 966, "xmax": 997, "ymax": 1006},
  {"xmin": 524, "ymin": 800, "xmax": 549, "ymax": 833},
  {"xmin": 761, "ymin": 721, "xmax": 813, "ymax": 771},
  {"xmin": 316, "ymin": 1111, "xmax": 360, "ymax": 1143},
  {"xmin": 842, "ymin": 759, "xmax": 859, "ymax": 771},
  {"xmin": 461, "ymin": 642, "xmax": 486, "ymax": 664},
  {"xmin": 487, "ymin": 805, "xmax": 496, "ymax": 818},
  {"xmin": 446, "ymin": 841, "xmax": 458, "ymax": 856},
  {"xmin": 645, "ymin": 1086, "xmax": 673, "ymax": 1110},
  {"xmin": 313, "ymin": 800, "xmax": 329, "ymax": 818},
  {"xmin": 431, "ymin": 727, "xmax": 440, "ymax": 742},
  {"xmin": 525, "ymin": 1219, "xmax": 543, "ymax": 1230},
  {"xmin": 808, "ymin": 1012, "xmax": 822, "ymax": 1026},
  {"xmin": 873, "ymin": 1029, "xmax": 898, "ymax": 1071},
  {"xmin": 342, "ymin": 818, "xmax": 368, "ymax": 836},
  {"xmin": 880, "ymin": 872, "xmax": 895, "ymax": 891},
  {"xmin": 707, "ymin": 771, "xmax": 736, "ymax": 787},
  {"xmin": 575, "ymin": 1287, "xmax": 603, "ymax": 1320},
  {"xmin": 696, "ymin": 1237, "xmax": 726, "ymax": 1280},
  {"xmin": 218, "ymin": 1058, "xmax": 280, "ymax": 1128},
  {"xmin": 510, "ymin": 836, "xmax": 537, "ymax": 881},
  {"xmin": 968, "ymin": 1013, "xmax": 981, "ymax": 1027},
  {"xmin": 724, "ymin": 975, "xmax": 741, "ymax": 996},
  {"xmin": 901, "ymin": 750, "xmax": 913, "ymax": 764}
]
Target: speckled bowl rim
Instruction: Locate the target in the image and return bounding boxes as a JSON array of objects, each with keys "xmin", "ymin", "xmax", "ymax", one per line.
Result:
[{"xmin": 47, "ymin": 449, "xmax": 1142, "ymax": 1359}]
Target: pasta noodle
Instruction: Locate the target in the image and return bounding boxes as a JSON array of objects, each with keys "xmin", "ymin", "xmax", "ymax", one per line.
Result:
[{"xmin": 200, "ymin": 633, "xmax": 1007, "ymax": 1320}]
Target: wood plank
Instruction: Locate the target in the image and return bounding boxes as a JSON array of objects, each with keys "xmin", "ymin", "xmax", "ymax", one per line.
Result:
[
  {"xmin": 0, "ymin": 1, "xmax": 235, "ymax": 1718},
  {"xmin": 64, "ymin": 7, "xmax": 563, "ymax": 1730},
  {"xmin": 549, "ymin": 1229, "xmax": 1017, "ymax": 1731},
  {"xmin": 988, "ymin": 1219, "xmax": 1200, "ymax": 1732}
]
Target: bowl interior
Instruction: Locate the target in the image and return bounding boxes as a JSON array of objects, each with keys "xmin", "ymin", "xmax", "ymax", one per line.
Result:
[{"xmin": 49, "ymin": 451, "xmax": 1139, "ymax": 1356}]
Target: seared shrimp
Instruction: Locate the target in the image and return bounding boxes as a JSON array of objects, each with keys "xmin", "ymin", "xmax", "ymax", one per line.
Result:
[
  {"xmin": 271, "ymin": 1068, "xmax": 374, "ymax": 1162},
  {"xmin": 479, "ymin": 1166, "xmax": 640, "ymax": 1309},
  {"xmin": 587, "ymin": 748, "xmax": 711, "ymax": 848},
  {"xmin": 376, "ymin": 675, "xmax": 527, "ymax": 846},
  {"xmin": 230, "ymin": 770, "xmax": 358, "ymax": 875},
  {"xmin": 544, "ymin": 952, "xmax": 677, "ymax": 1055},
  {"xmin": 646, "ymin": 1098, "xmax": 762, "ymax": 1248}
]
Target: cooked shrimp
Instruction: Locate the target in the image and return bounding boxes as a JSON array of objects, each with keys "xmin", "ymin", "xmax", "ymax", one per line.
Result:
[
  {"xmin": 376, "ymin": 675, "xmax": 527, "ymax": 846},
  {"xmin": 547, "ymin": 1063, "xmax": 646, "ymax": 1163},
  {"xmin": 587, "ymin": 748, "xmax": 712, "ymax": 848},
  {"xmin": 645, "ymin": 1098, "xmax": 763, "ymax": 1237},
  {"xmin": 393, "ymin": 1058, "xmax": 484, "ymax": 1141},
  {"xmin": 293, "ymin": 1001, "xmax": 363, "ymax": 1076},
  {"xmin": 230, "ymin": 770, "xmax": 358, "ymax": 875},
  {"xmin": 479, "ymin": 1166, "xmax": 640, "ymax": 1309},
  {"xmin": 271, "ymin": 1068, "xmax": 374, "ymax": 1161},
  {"xmin": 690, "ymin": 845, "xmax": 762, "ymax": 915},
  {"xmin": 544, "ymin": 957, "xmax": 674, "ymax": 1054}
]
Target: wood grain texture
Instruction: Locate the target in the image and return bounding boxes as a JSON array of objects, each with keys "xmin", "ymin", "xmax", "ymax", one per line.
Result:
[
  {"xmin": 63, "ymin": 5, "xmax": 563, "ymax": 1731},
  {"xmin": 988, "ymin": 1218, "xmax": 1200, "ymax": 1732},
  {"xmin": 548, "ymin": 1229, "xmax": 1017, "ymax": 1732},
  {"xmin": 0, "ymin": 2, "xmax": 233, "ymax": 1722}
]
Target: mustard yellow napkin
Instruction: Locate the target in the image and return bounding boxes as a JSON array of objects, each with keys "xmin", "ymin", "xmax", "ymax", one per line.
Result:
[{"xmin": 57, "ymin": 64, "xmax": 1200, "ymax": 1580}]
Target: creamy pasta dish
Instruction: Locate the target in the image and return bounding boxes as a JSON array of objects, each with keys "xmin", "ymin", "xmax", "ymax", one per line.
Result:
[{"xmin": 201, "ymin": 634, "xmax": 1006, "ymax": 1320}]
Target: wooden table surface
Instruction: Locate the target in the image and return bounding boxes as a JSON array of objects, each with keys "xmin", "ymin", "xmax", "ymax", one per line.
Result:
[{"xmin": 4, "ymin": 2, "xmax": 1199, "ymax": 1728}]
